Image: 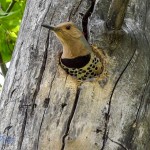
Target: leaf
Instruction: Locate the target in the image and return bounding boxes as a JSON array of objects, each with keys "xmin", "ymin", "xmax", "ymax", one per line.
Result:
[
  {"xmin": 0, "ymin": 0, "xmax": 26, "ymax": 63},
  {"xmin": 0, "ymin": 9, "xmax": 8, "ymax": 16},
  {"xmin": 0, "ymin": 0, "xmax": 11, "ymax": 11},
  {"xmin": 0, "ymin": 26, "xmax": 13, "ymax": 62}
]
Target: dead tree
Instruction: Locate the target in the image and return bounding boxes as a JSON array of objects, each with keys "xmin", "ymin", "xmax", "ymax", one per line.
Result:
[{"xmin": 0, "ymin": 0, "xmax": 150, "ymax": 150}]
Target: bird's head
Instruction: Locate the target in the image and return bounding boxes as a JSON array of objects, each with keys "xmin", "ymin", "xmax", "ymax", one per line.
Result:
[{"xmin": 42, "ymin": 22, "xmax": 91, "ymax": 58}]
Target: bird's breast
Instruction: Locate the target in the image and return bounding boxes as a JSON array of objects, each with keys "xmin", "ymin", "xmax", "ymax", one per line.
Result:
[{"xmin": 60, "ymin": 53, "xmax": 103, "ymax": 80}]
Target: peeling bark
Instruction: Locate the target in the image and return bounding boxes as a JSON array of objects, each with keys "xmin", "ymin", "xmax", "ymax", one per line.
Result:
[{"xmin": 0, "ymin": 0, "xmax": 150, "ymax": 150}]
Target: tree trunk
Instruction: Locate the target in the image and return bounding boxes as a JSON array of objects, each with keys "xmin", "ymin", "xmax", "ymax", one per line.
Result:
[{"xmin": 0, "ymin": 0, "xmax": 150, "ymax": 150}]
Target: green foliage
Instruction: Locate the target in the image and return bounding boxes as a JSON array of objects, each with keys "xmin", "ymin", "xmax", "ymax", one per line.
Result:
[{"xmin": 0, "ymin": 0, "xmax": 26, "ymax": 63}]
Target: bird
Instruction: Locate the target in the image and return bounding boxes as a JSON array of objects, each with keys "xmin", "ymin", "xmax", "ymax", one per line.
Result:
[{"xmin": 42, "ymin": 22, "xmax": 103, "ymax": 81}]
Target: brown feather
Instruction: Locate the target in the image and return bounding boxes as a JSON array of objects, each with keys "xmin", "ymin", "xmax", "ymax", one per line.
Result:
[{"xmin": 51, "ymin": 22, "xmax": 92, "ymax": 58}]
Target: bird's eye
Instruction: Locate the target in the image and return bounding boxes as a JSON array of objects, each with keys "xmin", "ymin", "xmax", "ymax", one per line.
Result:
[{"xmin": 66, "ymin": 25, "xmax": 71, "ymax": 30}]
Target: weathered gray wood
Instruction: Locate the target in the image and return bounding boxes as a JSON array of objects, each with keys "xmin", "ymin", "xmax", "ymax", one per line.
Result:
[
  {"xmin": 0, "ymin": 0, "xmax": 150, "ymax": 150},
  {"xmin": 106, "ymin": 0, "xmax": 129, "ymax": 30}
]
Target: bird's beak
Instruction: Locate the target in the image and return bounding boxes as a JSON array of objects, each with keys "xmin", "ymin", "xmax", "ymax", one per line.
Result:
[{"xmin": 41, "ymin": 24, "xmax": 57, "ymax": 31}]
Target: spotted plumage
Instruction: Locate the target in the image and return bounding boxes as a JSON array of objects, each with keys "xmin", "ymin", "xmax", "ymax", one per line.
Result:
[{"xmin": 60, "ymin": 46, "xmax": 103, "ymax": 80}]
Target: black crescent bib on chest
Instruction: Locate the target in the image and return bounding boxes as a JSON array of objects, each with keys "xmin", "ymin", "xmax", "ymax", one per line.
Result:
[
  {"xmin": 60, "ymin": 48, "xmax": 103, "ymax": 80},
  {"xmin": 61, "ymin": 54, "xmax": 91, "ymax": 68}
]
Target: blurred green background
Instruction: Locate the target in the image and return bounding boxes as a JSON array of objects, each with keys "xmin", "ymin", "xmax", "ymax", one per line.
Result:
[{"xmin": 0, "ymin": 0, "xmax": 26, "ymax": 87}]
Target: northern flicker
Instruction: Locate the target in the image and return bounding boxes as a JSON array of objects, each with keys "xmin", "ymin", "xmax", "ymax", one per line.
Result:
[{"xmin": 42, "ymin": 22, "xmax": 103, "ymax": 80}]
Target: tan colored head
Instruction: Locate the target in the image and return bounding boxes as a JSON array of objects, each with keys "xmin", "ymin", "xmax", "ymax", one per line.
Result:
[{"xmin": 42, "ymin": 22, "xmax": 92, "ymax": 59}]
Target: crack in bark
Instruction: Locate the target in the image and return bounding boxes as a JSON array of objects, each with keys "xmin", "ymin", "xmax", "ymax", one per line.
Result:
[
  {"xmin": 36, "ymin": 109, "xmax": 47, "ymax": 150},
  {"xmin": 56, "ymin": 76, "xmax": 69, "ymax": 127},
  {"xmin": 108, "ymin": 137, "xmax": 128, "ymax": 150},
  {"xmin": 36, "ymin": 74, "xmax": 56, "ymax": 150},
  {"xmin": 82, "ymin": 0, "xmax": 96, "ymax": 40},
  {"xmin": 68, "ymin": 0, "xmax": 83, "ymax": 21},
  {"xmin": 135, "ymin": 77, "xmax": 150, "ymax": 122},
  {"xmin": 128, "ymin": 76, "xmax": 150, "ymax": 146},
  {"xmin": 68, "ymin": 7, "xmax": 75, "ymax": 21},
  {"xmin": 17, "ymin": 108, "xmax": 28, "ymax": 150},
  {"xmin": 72, "ymin": 0, "xmax": 83, "ymax": 15},
  {"xmin": 101, "ymin": 44, "xmax": 137, "ymax": 149},
  {"xmin": 61, "ymin": 88, "xmax": 80, "ymax": 150},
  {"xmin": 10, "ymin": 88, "xmax": 16, "ymax": 98},
  {"xmin": 31, "ymin": 29, "xmax": 49, "ymax": 115}
]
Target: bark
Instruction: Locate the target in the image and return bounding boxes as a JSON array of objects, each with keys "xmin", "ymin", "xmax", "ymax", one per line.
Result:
[
  {"xmin": 106, "ymin": 0, "xmax": 129, "ymax": 30},
  {"xmin": 0, "ymin": 53, "xmax": 7, "ymax": 77},
  {"xmin": 0, "ymin": 0, "xmax": 150, "ymax": 150}
]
